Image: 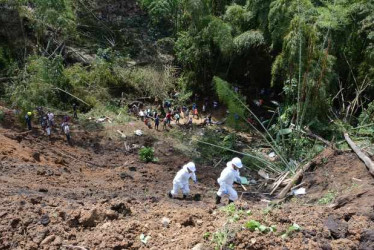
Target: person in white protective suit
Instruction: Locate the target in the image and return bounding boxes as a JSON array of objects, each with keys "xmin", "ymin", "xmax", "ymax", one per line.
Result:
[
  {"xmin": 216, "ymin": 157, "xmax": 243, "ymax": 204},
  {"xmin": 168, "ymin": 162, "xmax": 197, "ymax": 199}
]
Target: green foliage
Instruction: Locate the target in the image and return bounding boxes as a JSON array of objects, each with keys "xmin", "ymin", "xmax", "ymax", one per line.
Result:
[
  {"xmin": 317, "ymin": 191, "xmax": 336, "ymax": 205},
  {"xmin": 233, "ymin": 30, "xmax": 265, "ymax": 53},
  {"xmin": 0, "ymin": 110, "xmax": 4, "ymax": 122},
  {"xmin": 214, "ymin": 77, "xmax": 245, "ymax": 126},
  {"xmin": 139, "ymin": 0, "xmax": 182, "ymax": 34},
  {"xmin": 223, "ymin": 4, "xmax": 252, "ymax": 34},
  {"xmin": 203, "ymin": 232, "xmax": 211, "ymax": 240},
  {"xmin": 220, "ymin": 203, "xmax": 243, "ymax": 222},
  {"xmin": 25, "ymin": 0, "xmax": 77, "ymax": 39},
  {"xmin": 139, "ymin": 147, "xmax": 158, "ymax": 163},
  {"xmin": 211, "ymin": 230, "xmax": 229, "ymax": 250},
  {"xmin": 280, "ymin": 223, "xmax": 301, "ymax": 239},
  {"xmin": 195, "ymin": 129, "xmax": 238, "ymax": 163},
  {"xmin": 244, "ymin": 220, "xmax": 277, "ymax": 233}
]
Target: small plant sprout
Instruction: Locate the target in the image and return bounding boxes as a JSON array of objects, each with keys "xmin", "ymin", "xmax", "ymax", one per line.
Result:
[
  {"xmin": 203, "ymin": 232, "xmax": 211, "ymax": 240},
  {"xmin": 317, "ymin": 191, "xmax": 336, "ymax": 205},
  {"xmin": 244, "ymin": 220, "xmax": 277, "ymax": 233},
  {"xmin": 281, "ymin": 223, "xmax": 301, "ymax": 239},
  {"xmin": 246, "ymin": 210, "xmax": 252, "ymax": 216},
  {"xmin": 139, "ymin": 233, "xmax": 151, "ymax": 244}
]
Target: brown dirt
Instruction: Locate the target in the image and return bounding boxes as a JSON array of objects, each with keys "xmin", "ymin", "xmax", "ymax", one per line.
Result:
[{"xmin": 0, "ymin": 108, "xmax": 373, "ymax": 249}]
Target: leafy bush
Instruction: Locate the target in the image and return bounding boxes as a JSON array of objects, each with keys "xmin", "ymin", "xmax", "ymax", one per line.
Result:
[{"xmin": 139, "ymin": 147, "xmax": 157, "ymax": 163}]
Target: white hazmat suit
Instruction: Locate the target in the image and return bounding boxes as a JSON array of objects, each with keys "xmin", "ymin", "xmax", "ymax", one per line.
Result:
[
  {"xmin": 170, "ymin": 162, "xmax": 197, "ymax": 197},
  {"xmin": 217, "ymin": 158, "xmax": 243, "ymax": 201}
]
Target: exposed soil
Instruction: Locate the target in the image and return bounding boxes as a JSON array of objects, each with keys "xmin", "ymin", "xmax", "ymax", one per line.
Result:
[{"xmin": 0, "ymin": 107, "xmax": 373, "ymax": 249}]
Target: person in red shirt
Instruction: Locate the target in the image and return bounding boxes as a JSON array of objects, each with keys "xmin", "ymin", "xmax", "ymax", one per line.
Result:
[{"xmin": 166, "ymin": 111, "xmax": 172, "ymax": 125}]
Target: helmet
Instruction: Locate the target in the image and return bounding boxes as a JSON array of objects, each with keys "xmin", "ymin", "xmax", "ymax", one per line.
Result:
[
  {"xmin": 27, "ymin": 112, "xmax": 32, "ymax": 116},
  {"xmin": 185, "ymin": 162, "xmax": 196, "ymax": 172},
  {"xmin": 230, "ymin": 157, "xmax": 243, "ymax": 168}
]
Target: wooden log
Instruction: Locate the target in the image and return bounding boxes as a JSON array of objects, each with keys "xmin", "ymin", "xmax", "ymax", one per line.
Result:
[
  {"xmin": 344, "ymin": 132, "xmax": 374, "ymax": 177},
  {"xmin": 277, "ymin": 162, "xmax": 314, "ymax": 199},
  {"xmin": 270, "ymin": 171, "xmax": 289, "ymax": 195},
  {"xmin": 277, "ymin": 148, "xmax": 335, "ymax": 198}
]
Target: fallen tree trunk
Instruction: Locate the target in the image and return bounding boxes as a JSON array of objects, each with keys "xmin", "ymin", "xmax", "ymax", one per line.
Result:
[{"xmin": 344, "ymin": 132, "xmax": 374, "ymax": 177}]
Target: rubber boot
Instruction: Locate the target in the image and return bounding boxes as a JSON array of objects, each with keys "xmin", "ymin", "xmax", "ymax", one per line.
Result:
[
  {"xmin": 228, "ymin": 200, "xmax": 234, "ymax": 204},
  {"xmin": 168, "ymin": 192, "xmax": 173, "ymax": 198},
  {"xmin": 215, "ymin": 195, "xmax": 221, "ymax": 204}
]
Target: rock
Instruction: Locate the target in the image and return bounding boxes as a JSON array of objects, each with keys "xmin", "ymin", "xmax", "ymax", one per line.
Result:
[
  {"xmin": 25, "ymin": 241, "xmax": 38, "ymax": 250},
  {"xmin": 359, "ymin": 230, "xmax": 374, "ymax": 250},
  {"xmin": 196, "ymin": 219, "xmax": 203, "ymax": 226},
  {"xmin": 194, "ymin": 194, "xmax": 201, "ymax": 201},
  {"xmin": 321, "ymin": 243, "xmax": 332, "ymax": 250},
  {"xmin": 10, "ymin": 218, "xmax": 21, "ymax": 228},
  {"xmin": 40, "ymin": 235, "xmax": 55, "ymax": 245},
  {"xmin": 52, "ymin": 236, "xmax": 62, "ymax": 246},
  {"xmin": 161, "ymin": 217, "xmax": 170, "ymax": 228},
  {"xmin": 79, "ymin": 208, "xmax": 99, "ymax": 227},
  {"xmin": 32, "ymin": 152, "xmax": 41, "ymax": 162},
  {"xmin": 105, "ymin": 209, "xmax": 119, "ymax": 220},
  {"xmin": 120, "ymin": 172, "xmax": 133, "ymax": 180},
  {"xmin": 129, "ymin": 166, "xmax": 137, "ymax": 171},
  {"xmin": 40, "ymin": 214, "xmax": 50, "ymax": 226},
  {"xmin": 110, "ymin": 202, "xmax": 131, "ymax": 216},
  {"xmin": 38, "ymin": 188, "xmax": 48, "ymax": 193},
  {"xmin": 181, "ymin": 216, "xmax": 195, "ymax": 227},
  {"xmin": 324, "ymin": 215, "xmax": 348, "ymax": 239},
  {"xmin": 30, "ymin": 196, "xmax": 42, "ymax": 205},
  {"xmin": 192, "ymin": 243, "xmax": 205, "ymax": 250},
  {"xmin": 67, "ymin": 210, "xmax": 81, "ymax": 227},
  {"xmin": 32, "ymin": 228, "xmax": 49, "ymax": 244}
]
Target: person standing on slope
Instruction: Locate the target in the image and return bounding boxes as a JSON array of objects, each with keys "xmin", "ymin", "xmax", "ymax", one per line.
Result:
[
  {"xmin": 168, "ymin": 162, "xmax": 197, "ymax": 199},
  {"xmin": 216, "ymin": 157, "xmax": 243, "ymax": 204},
  {"xmin": 25, "ymin": 112, "xmax": 32, "ymax": 130}
]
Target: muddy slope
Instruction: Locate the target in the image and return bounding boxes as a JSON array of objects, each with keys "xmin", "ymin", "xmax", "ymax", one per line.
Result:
[{"xmin": 0, "ymin": 109, "xmax": 373, "ymax": 249}]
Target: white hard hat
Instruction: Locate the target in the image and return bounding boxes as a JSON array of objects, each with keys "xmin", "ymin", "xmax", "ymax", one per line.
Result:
[
  {"xmin": 230, "ymin": 157, "xmax": 243, "ymax": 168},
  {"xmin": 185, "ymin": 162, "xmax": 196, "ymax": 172}
]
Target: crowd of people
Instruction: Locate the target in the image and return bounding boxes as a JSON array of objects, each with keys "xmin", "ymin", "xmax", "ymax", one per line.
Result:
[
  {"xmin": 24, "ymin": 104, "xmax": 78, "ymax": 144},
  {"xmin": 131, "ymin": 99, "xmax": 218, "ymax": 131}
]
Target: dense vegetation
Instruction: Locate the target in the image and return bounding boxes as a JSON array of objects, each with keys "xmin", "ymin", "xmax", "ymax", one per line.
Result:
[{"xmin": 0, "ymin": 0, "xmax": 373, "ymax": 170}]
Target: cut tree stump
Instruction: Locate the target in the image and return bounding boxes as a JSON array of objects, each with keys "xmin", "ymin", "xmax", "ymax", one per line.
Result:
[{"xmin": 344, "ymin": 132, "xmax": 374, "ymax": 177}]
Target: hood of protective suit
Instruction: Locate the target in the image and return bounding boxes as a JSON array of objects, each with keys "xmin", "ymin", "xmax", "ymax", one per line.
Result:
[
  {"xmin": 184, "ymin": 162, "xmax": 196, "ymax": 172},
  {"xmin": 228, "ymin": 157, "xmax": 243, "ymax": 168}
]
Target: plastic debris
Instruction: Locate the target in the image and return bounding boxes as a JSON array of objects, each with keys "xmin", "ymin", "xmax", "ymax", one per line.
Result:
[
  {"xmin": 134, "ymin": 130, "xmax": 143, "ymax": 136},
  {"xmin": 268, "ymin": 152, "xmax": 276, "ymax": 158},
  {"xmin": 292, "ymin": 187, "xmax": 306, "ymax": 195},
  {"xmin": 258, "ymin": 170, "xmax": 270, "ymax": 180},
  {"xmin": 240, "ymin": 177, "xmax": 249, "ymax": 185}
]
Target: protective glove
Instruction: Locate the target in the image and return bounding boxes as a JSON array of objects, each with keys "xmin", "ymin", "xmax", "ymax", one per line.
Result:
[
  {"xmin": 236, "ymin": 177, "xmax": 242, "ymax": 184},
  {"xmin": 223, "ymin": 189, "xmax": 229, "ymax": 195}
]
